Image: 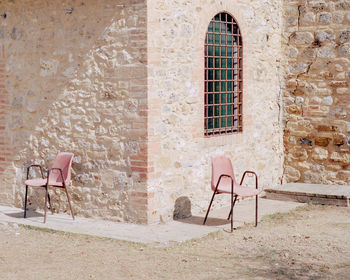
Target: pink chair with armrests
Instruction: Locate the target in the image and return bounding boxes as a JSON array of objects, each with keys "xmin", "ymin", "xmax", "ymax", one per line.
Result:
[
  {"xmin": 24, "ymin": 152, "xmax": 75, "ymax": 223},
  {"xmin": 203, "ymin": 155, "xmax": 259, "ymax": 232}
]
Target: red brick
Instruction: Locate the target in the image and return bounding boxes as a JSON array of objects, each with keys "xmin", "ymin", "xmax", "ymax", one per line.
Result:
[
  {"xmin": 138, "ymin": 110, "xmax": 147, "ymax": 117},
  {"xmin": 130, "ymin": 155, "xmax": 148, "ymax": 161},
  {"xmin": 338, "ymin": 96, "xmax": 350, "ymax": 103},
  {"xmin": 317, "ymin": 125, "xmax": 338, "ymax": 132},
  {"xmin": 131, "ymin": 160, "xmax": 148, "ymax": 167},
  {"xmin": 308, "ymin": 105, "xmax": 319, "ymax": 110},
  {"xmin": 131, "ymin": 166, "xmax": 154, "ymax": 173},
  {"xmin": 132, "ymin": 121, "xmax": 147, "ymax": 129},
  {"xmin": 139, "ymin": 173, "xmax": 148, "ymax": 180},
  {"xmin": 130, "ymin": 192, "xmax": 146, "ymax": 197}
]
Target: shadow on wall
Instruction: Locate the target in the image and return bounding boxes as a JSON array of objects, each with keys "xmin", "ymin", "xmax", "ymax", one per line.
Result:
[
  {"xmin": 0, "ymin": 0, "xmax": 147, "ymax": 220},
  {"xmin": 173, "ymin": 196, "xmax": 230, "ymax": 226},
  {"xmin": 173, "ymin": 196, "xmax": 192, "ymax": 220}
]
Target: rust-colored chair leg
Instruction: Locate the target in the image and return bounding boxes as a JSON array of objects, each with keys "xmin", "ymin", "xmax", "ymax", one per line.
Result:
[
  {"xmin": 64, "ymin": 187, "xmax": 74, "ymax": 220},
  {"xmin": 47, "ymin": 193, "xmax": 54, "ymax": 215},
  {"xmin": 255, "ymin": 195, "xmax": 258, "ymax": 227},
  {"xmin": 44, "ymin": 185, "xmax": 48, "ymax": 223},
  {"xmin": 230, "ymin": 195, "xmax": 238, "ymax": 232},
  {"xmin": 230, "ymin": 190, "xmax": 233, "ymax": 232},
  {"xmin": 24, "ymin": 185, "xmax": 28, "ymax": 218},
  {"xmin": 227, "ymin": 195, "xmax": 238, "ymax": 220},
  {"xmin": 203, "ymin": 191, "xmax": 216, "ymax": 225}
]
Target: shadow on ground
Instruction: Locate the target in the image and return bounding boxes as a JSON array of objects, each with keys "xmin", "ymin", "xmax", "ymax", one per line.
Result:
[
  {"xmin": 177, "ymin": 215, "xmax": 230, "ymax": 226},
  {"xmin": 4, "ymin": 210, "xmax": 43, "ymax": 219}
]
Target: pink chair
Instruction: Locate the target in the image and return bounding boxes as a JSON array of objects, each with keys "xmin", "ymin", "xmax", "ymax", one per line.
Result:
[
  {"xmin": 203, "ymin": 155, "xmax": 259, "ymax": 232},
  {"xmin": 24, "ymin": 152, "xmax": 75, "ymax": 223}
]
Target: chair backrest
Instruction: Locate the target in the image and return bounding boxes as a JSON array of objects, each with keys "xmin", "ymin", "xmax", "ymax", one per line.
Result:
[
  {"xmin": 211, "ymin": 155, "xmax": 235, "ymax": 191},
  {"xmin": 51, "ymin": 152, "xmax": 74, "ymax": 183}
]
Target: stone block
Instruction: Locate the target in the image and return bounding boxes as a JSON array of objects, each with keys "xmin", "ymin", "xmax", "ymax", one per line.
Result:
[
  {"xmin": 333, "ymin": 133, "xmax": 346, "ymax": 146},
  {"xmin": 290, "ymin": 146, "xmax": 309, "ymax": 161},
  {"xmin": 337, "ymin": 44, "xmax": 350, "ymax": 57},
  {"xmin": 312, "ymin": 147, "xmax": 328, "ymax": 160},
  {"xmin": 314, "ymin": 137, "xmax": 330, "ymax": 147},
  {"xmin": 330, "ymin": 152, "xmax": 350, "ymax": 164},
  {"xmin": 285, "ymin": 166, "xmax": 301, "ymax": 181},
  {"xmin": 317, "ymin": 125, "xmax": 338, "ymax": 132},
  {"xmin": 336, "ymin": 2, "xmax": 350, "ymax": 10},
  {"xmin": 300, "ymin": 12, "xmax": 315, "ymax": 25},
  {"xmin": 287, "ymin": 105, "xmax": 302, "ymax": 114},
  {"xmin": 293, "ymin": 89, "xmax": 304, "ymax": 96},
  {"xmin": 333, "ymin": 12, "xmax": 344, "ymax": 23},
  {"xmin": 295, "ymin": 96, "xmax": 305, "ymax": 105},
  {"xmin": 315, "ymin": 30, "xmax": 335, "ymax": 42},
  {"xmin": 291, "ymin": 32, "xmax": 314, "ymax": 45},
  {"xmin": 330, "ymin": 81, "xmax": 348, "ymax": 87},
  {"xmin": 322, "ymin": 96, "xmax": 333, "ymax": 105},
  {"xmin": 339, "ymin": 30, "xmax": 350, "ymax": 43},
  {"xmin": 318, "ymin": 12, "xmax": 332, "ymax": 24},
  {"xmin": 301, "ymin": 48, "xmax": 316, "ymax": 58},
  {"xmin": 173, "ymin": 196, "xmax": 192, "ymax": 220},
  {"xmin": 317, "ymin": 47, "xmax": 336, "ymax": 58},
  {"xmin": 337, "ymin": 171, "xmax": 350, "ymax": 183},
  {"xmin": 326, "ymin": 164, "xmax": 342, "ymax": 171}
]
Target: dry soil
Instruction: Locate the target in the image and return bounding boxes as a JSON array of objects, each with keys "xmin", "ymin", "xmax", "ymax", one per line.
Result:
[{"xmin": 0, "ymin": 204, "xmax": 350, "ymax": 279}]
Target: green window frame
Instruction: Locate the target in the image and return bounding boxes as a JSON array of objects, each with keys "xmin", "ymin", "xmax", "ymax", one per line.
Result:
[{"xmin": 204, "ymin": 12, "xmax": 243, "ymax": 136}]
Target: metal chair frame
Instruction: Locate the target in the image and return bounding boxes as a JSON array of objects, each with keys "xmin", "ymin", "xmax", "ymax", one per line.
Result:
[
  {"xmin": 24, "ymin": 160, "xmax": 75, "ymax": 223},
  {"xmin": 203, "ymin": 170, "xmax": 258, "ymax": 232}
]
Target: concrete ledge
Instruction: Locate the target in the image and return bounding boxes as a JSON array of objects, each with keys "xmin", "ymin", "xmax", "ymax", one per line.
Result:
[
  {"xmin": 265, "ymin": 183, "xmax": 350, "ymax": 207},
  {"xmin": 0, "ymin": 198, "xmax": 303, "ymax": 246}
]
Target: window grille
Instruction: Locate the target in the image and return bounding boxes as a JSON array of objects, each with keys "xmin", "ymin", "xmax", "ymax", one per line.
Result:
[{"xmin": 204, "ymin": 12, "xmax": 242, "ymax": 136}]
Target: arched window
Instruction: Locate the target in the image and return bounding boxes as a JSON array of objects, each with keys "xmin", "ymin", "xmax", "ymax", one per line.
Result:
[{"xmin": 204, "ymin": 12, "xmax": 242, "ymax": 136}]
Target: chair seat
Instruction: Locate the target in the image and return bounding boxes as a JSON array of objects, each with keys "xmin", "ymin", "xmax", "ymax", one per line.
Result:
[
  {"xmin": 214, "ymin": 177, "xmax": 259, "ymax": 197},
  {"xmin": 25, "ymin": 178, "xmax": 64, "ymax": 187}
]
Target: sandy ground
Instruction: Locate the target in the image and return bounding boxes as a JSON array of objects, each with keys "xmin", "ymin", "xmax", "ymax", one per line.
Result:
[{"xmin": 0, "ymin": 204, "xmax": 349, "ymax": 280}]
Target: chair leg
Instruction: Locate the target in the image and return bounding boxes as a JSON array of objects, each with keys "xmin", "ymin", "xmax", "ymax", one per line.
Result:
[
  {"xmin": 44, "ymin": 185, "xmax": 48, "ymax": 223},
  {"xmin": 230, "ymin": 195, "xmax": 238, "ymax": 233},
  {"xmin": 255, "ymin": 195, "xmax": 258, "ymax": 227},
  {"xmin": 47, "ymin": 193, "xmax": 54, "ymax": 215},
  {"xmin": 227, "ymin": 195, "xmax": 238, "ymax": 220},
  {"xmin": 24, "ymin": 185, "xmax": 28, "ymax": 218},
  {"xmin": 203, "ymin": 191, "xmax": 217, "ymax": 225},
  {"xmin": 64, "ymin": 187, "xmax": 75, "ymax": 220}
]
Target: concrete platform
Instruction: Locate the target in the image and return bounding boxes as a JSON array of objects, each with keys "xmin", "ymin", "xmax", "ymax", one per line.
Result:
[
  {"xmin": 265, "ymin": 183, "xmax": 350, "ymax": 207},
  {"xmin": 0, "ymin": 198, "xmax": 303, "ymax": 246}
]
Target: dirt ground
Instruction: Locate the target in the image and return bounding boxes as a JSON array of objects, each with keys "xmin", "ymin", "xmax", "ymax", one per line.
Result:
[{"xmin": 0, "ymin": 204, "xmax": 350, "ymax": 280}]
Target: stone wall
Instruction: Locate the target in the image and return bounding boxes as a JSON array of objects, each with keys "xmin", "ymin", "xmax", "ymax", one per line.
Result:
[
  {"xmin": 0, "ymin": 0, "xmax": 149, "ymax": 223},
  {"xmin": 147, "ymin": 0, "xmax": 284, "ymax": 222},
  {"xmin": 0, "ymin": 40, "xmax": 13, "ymax": 205},
  {"xmin": 5, "ymin": 0, "xmax": 347, "ymax": 225},
  {"xmin": 283, "ymin": 0, "xmax": 350, "ymax": 184}
]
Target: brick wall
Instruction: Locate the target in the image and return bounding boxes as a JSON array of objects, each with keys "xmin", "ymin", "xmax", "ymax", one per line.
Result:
[
  {"xmin": 2, "ymin": 0, "xmax": 348, "ymax": 225},
  {"xmin": 0, "ymin": 43, "xmax": 13, "ymax": 204},
  {"xmin": 283, "ymin": 0, "xmax": 350, "ymax": 184},
  {"xmin": 0, "ymin": 0, "xmax": 149, "ymax": 223},
  {"xmin": 147, "ymin": 0, "xmax": 285, "ymax": 222}
]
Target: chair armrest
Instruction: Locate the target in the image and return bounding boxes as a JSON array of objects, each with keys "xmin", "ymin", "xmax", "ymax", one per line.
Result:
[
  {"xmin": 239, "ymin": 171, "xmax": 258, "ymax": 189},
  {"xmin": 214, "ymin": 174, "xmax": 235, "ymax": 193},
  {"xmin": 26, "ymin": 164, "xmax": 44, "ymax": 180},
  {"xmin": 47, "ymin": 168, "xmax": 65, "ymax": 185}
]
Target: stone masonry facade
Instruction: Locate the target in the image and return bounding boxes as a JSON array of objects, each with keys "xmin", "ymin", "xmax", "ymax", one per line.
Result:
[
  {"xmin": 283, "ymin": 0, "xmax": 350, "ymax": 184},
  {"xmin": 0, "ymin": 0, "xmax": 348, "ymax": 224},
  {"xmin": 146, "ymin": 0, "xmax": 284, "ymax": 223},
  {"xmin": 0, "ymin": 0, "xmax": 149, "ymax": 223}
]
